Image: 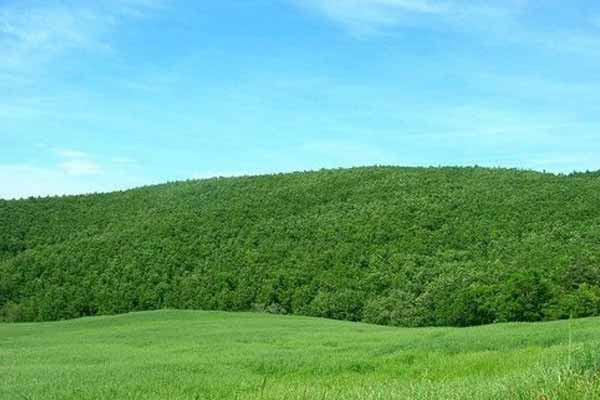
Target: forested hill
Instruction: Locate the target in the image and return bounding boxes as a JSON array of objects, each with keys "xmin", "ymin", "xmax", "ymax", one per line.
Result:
[{"xmin": 2, "ymin": 166, "xmax": 600, "ymax": 326}]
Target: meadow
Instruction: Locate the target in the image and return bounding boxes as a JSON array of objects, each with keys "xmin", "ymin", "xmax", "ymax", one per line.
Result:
[{"xmin": 1, "ymin": 310, "xmax": 599, "ymax": 399}]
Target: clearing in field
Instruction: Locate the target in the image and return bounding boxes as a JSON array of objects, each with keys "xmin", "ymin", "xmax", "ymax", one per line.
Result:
[{"xmin": 1, "ymin": 310, "xmax": 599, "ymax": 399}]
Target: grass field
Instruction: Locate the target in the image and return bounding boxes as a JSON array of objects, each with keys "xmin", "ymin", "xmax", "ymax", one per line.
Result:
[{"xmin": 1, "ymin": 311, "xmax": 599, "ymax": 399}]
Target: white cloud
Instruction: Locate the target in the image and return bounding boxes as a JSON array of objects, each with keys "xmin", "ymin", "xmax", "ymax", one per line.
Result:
[
  {"xmin": 0, "ymin": 0, "xmax": 166, "ymax": 74},
  {"xmin": 112, "ymin": 157, "xmax": 137, "ymax": 165},
  {"xmin": 116, "ymin": 0, "xmax": 167, "ymax": 18},
  {"xmin": 295, "ymin": 0, "xmax": 600, "ymax": 58},
  {"xmin": 295, "ymin": 0, "xmax": 518, "ymax": 36},
  {"xmin": 0, "ymin": 1, "xmax": 169, "ymax": 124},
  {"xmin": 58, "ymin": 149, "xmax": 90, "ymax": 158},
  {"xmin": 298, "ymin": 0, "xmax": 446, "ymax": 34},
  {"xmin": 1, "ymin": 4, "xmax": 106, "ymax": 70},
  {"xmin": 0, "ymin": 164, "xmax": 95, "ymax": 199},
  {"xmin": 0, "ymin": 160, "xmax": 151, "ymax": 199},
  {"xmin": 58, "ymin": 158, "xmax": 103, "ymax": 176},
  {"xmin": 0, "ymin": 144, "xmax": 148, "ymax": 198},
  {"xmin": 55, "ymin": 148, "xmax": 103, "ymax": 176}
]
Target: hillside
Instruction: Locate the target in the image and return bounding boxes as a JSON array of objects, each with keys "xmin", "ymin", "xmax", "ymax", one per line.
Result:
[
  {"xmin": 1, "ymin": 311, "xmax": 599, "ymax": 399},
  {"xmin": 1, "ymin": 166, "xmax": 600, "ymax": 325}
]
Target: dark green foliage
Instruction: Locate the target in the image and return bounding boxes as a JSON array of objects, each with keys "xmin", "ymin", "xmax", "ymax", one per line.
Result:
[{"xmin": 1, "ymin": 166, "xmax": 600, "ymax": 326}]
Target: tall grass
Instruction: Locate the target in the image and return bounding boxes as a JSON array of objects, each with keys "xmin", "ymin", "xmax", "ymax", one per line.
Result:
[{"xmin": 1, "ymin": 311, "xmax": 599, "ymax": 399}]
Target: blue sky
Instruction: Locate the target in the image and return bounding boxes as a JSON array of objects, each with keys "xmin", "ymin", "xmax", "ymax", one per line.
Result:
[{"xmin": 1, "ymin": 0, "xmax": 600, "ymax": 199}]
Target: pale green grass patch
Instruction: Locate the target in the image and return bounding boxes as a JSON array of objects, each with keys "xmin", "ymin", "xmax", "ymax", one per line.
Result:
[{"xmin": 1, "ymin": 311, "xmax": 599, "ymax": 399}]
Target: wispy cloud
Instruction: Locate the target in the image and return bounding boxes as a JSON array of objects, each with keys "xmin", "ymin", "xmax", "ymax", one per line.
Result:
[
  {"xmin": 0, "ymin": 160, "xmax": 147, "ymax": 199},
  {"xmin": 0, "ymin": 164, "xmax": 83, "ymax": 199},
  {"xmin": 295, "ymin": 0, "xmax": 520, "ymax": 36},
  {"xmin": 295, "ymin": 0, "xmax": 600, "ymax": 58},
  {"xmin": 56, "ymin": 149, "xmax": 103, "ymax": 176},
  {"xmin": 58, "ymin": 149, "xmax": 90, "ymax": 158},
  {"xmin": 0, "ymin": 0, "xmax": 166, "ymax": 74},
  {"xmin": 112, "ymin": 157, "xmax": 137, "ymax": 165},
  {"xmin": 0, "ymin": 0, "xmax": 168, "ymax": 128},
  {"xmin": 1, "ymin": 4, "xmax": 104, "ymax": 71},
  {"xmin": 58, "ymin": 158, "xmax": 103, "ymax": 176},
  {"xmin": 0, "ymin": 144, "xmax": 142, "ymax": 198}
]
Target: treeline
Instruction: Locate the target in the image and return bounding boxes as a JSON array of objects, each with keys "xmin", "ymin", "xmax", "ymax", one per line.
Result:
[{"xmin": 1, "ymin": 166, "xmax": 600, "ymax": 326}]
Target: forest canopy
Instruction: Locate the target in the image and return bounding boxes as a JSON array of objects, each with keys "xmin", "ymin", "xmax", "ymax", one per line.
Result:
[{"xmin": 1, "ymin": 166, "xmax": 600, "ymax": 326}]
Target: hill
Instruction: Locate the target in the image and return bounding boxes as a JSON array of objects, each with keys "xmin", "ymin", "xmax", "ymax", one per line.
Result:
[
  {"xmin": 1, "ymin": 166, "xmax": 600, "ymax": 325},
  {"xmin": 1, "ymin": 310, "xmax": 599, "ymax": 399}
]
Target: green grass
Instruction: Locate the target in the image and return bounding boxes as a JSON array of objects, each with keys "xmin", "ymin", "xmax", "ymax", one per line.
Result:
[{"xmin": 1, "ymin": 311, "xmax": 599, "ymax": 399}]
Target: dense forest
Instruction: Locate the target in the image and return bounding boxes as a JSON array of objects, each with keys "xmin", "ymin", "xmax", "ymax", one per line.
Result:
[{"xmin": 1, "ymin": 166, "xmax": 600, "ymax": 326}]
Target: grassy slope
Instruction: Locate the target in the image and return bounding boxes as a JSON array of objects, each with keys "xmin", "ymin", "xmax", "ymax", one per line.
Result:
[{"xmin": 1, "ymin": 311, "xmax": 599, "ymax": 399}]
